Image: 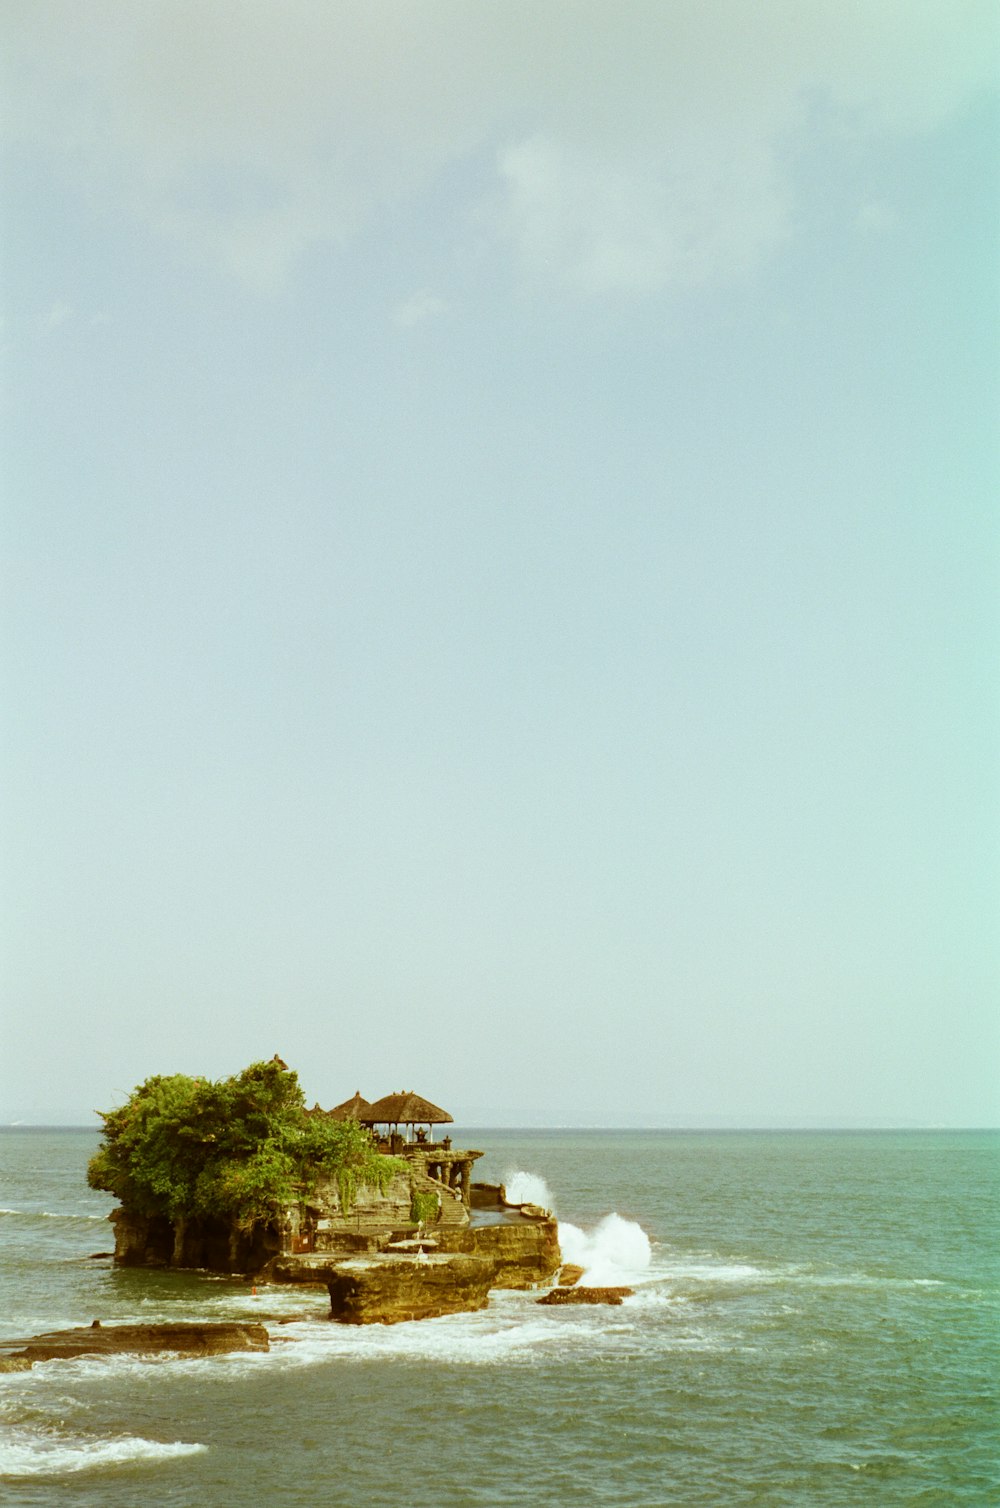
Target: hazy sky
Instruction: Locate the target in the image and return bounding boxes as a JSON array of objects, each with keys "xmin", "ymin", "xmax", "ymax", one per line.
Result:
[{"xmin": 2, "ymin": 2, "xmax": 997, "ymax": 1127}]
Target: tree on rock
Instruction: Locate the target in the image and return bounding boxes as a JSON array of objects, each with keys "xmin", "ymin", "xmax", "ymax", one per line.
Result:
[{"xmin": 88, "ymin": 1059, "xmax": 401, "ymax": 1232}]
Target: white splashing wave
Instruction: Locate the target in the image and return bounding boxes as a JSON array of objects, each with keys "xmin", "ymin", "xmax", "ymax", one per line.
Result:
[
  {"xmin": 503, "ymin": 1171, "xmax": 554, "ymax": 1210},
  {"xmin": 558, "ymin": 1213, "xmax": 653, "ymax": 1287},
  {"xmin": 11, "ymin": 1302, "xmax": 622, "ymax": 1379},
  {"xmin": 0, "ymin": 1429, "xmax": 205, "ymax": 1477},
  {"xmin": 0, "ymin": 1209, "xmax": 108, "ymax": 1221},
  {"xmin": 257, "ymin": 1290, "xmax": 633, "ymax": 1369},
  {"xmin": 662, "ymin": 1257, "xmax": 768, "ymax": 1285}
]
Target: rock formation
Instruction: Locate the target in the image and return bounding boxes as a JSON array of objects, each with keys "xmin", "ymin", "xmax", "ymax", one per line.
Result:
[
  {"xmin": 431, "ymin": 1215, "xmax": 561, "ymax": 1289},
  {"xmin": 536, "ymin": 1286, "xmax": 634, "ymax": 1306},
  {"xmin": 0, "ymin": 1322, "xmax": 269, "ymax": 1371},
  {"xmin": 267, "ymin": 1205, "xmax": 561, "ymax": 1323},
  {"xmin": 98, "ymin": 1115, "xmax": 563, "ymax": 1326},
  {"xmin": 557, "ymin": 1263, "xmax": 585, "ymax": 1286},
  {"xmin": 324, "ymin": 1253, "xmax": 497, "ymax": 1324}
]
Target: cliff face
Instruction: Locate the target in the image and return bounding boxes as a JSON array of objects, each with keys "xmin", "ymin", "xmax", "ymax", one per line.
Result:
[
  {"xmin": 106, "ymin": 1159, "xmax": 474, "ymax": 1274},
  {"xmin": 109, "ymin": 1208, "xmax": 281, "ymax": 1273},
  {"xmin": 324, "ymin": 1253, "xmax": 497, "ymax": 1324},
  {"xmin": 299, "ymin": 1171, "xmax": 414, "ymax": 1251},
  {"xmin": 106, "ymin": 1172, "xmax": 417, "ymax": 1274},
  {"xmin": 433, "ymin": 1218, "xmax": 561, "ymax": 1289}
]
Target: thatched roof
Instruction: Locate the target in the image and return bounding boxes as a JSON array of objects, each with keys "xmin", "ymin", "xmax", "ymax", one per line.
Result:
[
  {"xmin": 363, "ymin": 1091, "xmax": 453, "ymax": 1127},
  {"xmin": 328, "ymin": 1091, "xmax": 374, "ymax": 1122}
]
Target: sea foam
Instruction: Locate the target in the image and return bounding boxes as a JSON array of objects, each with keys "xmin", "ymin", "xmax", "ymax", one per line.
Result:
[
  {"xmin": 558, "ymin": 1212, "xmax": 652, "ymax": 1287},
  {"xmin": 0, "ymin": 1429, "xmax": 206, "ymax": 1477},
  {"xmin": 503, "ymin": 1170, "xmax": 554, "ymax": 1210}
]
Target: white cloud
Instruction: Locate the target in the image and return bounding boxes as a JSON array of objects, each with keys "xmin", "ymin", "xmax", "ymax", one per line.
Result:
[
  {"xmin": 40, "ymin": 301, "xmax": 73, "ymax": 334},
  {"xmin": 3, "ymin": 1, "xmax": 995, "ymax": 296},
  {"xmin": 393, "ymin": 290, "xmax": 448, "ymax": 328},
  {"xmin": 493, "ymin": 132, "xmax": 790, "ymax": 296}
]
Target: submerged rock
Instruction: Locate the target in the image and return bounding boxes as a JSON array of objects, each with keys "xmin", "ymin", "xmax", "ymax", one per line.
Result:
[
  {"xmin": 536, "ymin": 1286, "xmax": 634, "ymax": 1306},
  {"xmin": 0, "ymin": 1321, "xmax": 269, "ymax": 1371},
  {"xmin": 557, "ymin": 1263, "xmax": 585, "ymax": 1287}
]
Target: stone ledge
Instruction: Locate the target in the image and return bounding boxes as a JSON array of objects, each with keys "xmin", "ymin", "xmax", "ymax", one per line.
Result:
[
  {"xmin": 0, "ymin": 1322, "xmax": 270, "ymax": 1371},
  {"xmin": 325, "ymin": 1252, "xmax": 497, "ymax": 1324}
]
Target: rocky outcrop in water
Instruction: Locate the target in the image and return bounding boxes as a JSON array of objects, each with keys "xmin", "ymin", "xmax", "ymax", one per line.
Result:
[
  {"xmin": 557, "ymin": 1263, "xmax": 585, "ymax": 1286},
  {"xmin": 99, "ymin": 1158, "xmax": 561, "ymax": 1326},
  {"xmin": 0, "ymin": 1322, "xmax": 270, "ymax": 1371},
  {"xmin": 265, "ymin": 1205, "xmax": 561, "ymax": 1323},
  {"xmin": 536, "ymin": 1286, "xmax": 634, "ymax": 1306},
  {"xmin": 324, "ymin": 1253, "xmax": 497, "ymax": 1323},
  {"xmin": 432, "ymin": 1216, "xmax": 561, "ymax": 1289}
]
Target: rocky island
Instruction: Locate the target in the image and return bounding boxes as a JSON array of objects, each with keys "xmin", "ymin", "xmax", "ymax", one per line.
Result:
[{"xmin": 85, "ymin": 1058, "xmax": 562, "ymax": 1324}]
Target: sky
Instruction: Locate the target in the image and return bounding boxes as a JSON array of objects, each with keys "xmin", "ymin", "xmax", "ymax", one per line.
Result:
[{"xmin": 1, "ymin": 2, "xmax": 997, "ymax": 1128}]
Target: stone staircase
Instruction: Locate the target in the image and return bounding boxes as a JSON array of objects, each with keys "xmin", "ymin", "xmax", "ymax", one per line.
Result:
[{"xmin": 407, "ymin": 1162, "xmax": 468, "ymax": 1227}]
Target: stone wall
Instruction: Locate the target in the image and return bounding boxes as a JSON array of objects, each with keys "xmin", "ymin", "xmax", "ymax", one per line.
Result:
[{"xmin": 305, "ymin": 1170, "xmax": 414, "ymax": 1249}]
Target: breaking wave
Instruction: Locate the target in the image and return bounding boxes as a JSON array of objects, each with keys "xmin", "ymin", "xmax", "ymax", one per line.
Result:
[
  {"xmin": 0, "ymin": 1209, "xmax": 108, "ymax": 1221},
  {"xmin": 558, "ymin": 1213, "xmax": 652, "ymax": 1287},
  {"xmin": 0, "ymin": 1428, "xmax": 205, "ymax": 1477},
  {"xmin": 503, "ymin": 1170, "xmax": 554, "ymax": 1210}
]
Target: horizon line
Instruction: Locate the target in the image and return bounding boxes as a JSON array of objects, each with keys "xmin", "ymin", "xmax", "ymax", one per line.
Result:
[{"xmin": 3, "ymin": 1120, "xmax": 998, "ymax": 1133}]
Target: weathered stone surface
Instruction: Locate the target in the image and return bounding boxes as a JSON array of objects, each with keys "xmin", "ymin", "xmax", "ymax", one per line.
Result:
[
  {"xmin": 106, "ymin": 1145, "xmax": 484, "ymax": 1275},
  {"xmin": 536, "ymin": 1286, "xmax": 634, "ymax": 1306},
  {"xmin": 99, "ymin": 1150, "xmax": 557, "ymax": 1320},
  {"xmin": 434, "ymin": 1217, "xmax": 561, "ymax": 1290},
  {"xmin": 307, "ymin": 1170, "xmax": 414, "ymax": 1249},
  {"xmin": 109, "ymin": 1208, "xmax": 173, "ymax": 1267},
  {"xmin": 558, "ymin": 1263, "xmax": 585, "ymax": 1287},
  {"xmin": 325, "ymin": 1252, "xmax": 497, "ymax": 1324},
  {"xmin": 0, "ymin": 1322, "xmax": 270, "ymax": 1371},
  {"xmin": 268, "ymin": 1212, "xmax": 561, "ymax": 1299},
  {"xmin": 109, "ymin": 1207, "xmax": 279, "ymax": 1274},
  {"xmin": 470, "ymin": 1182, "xmax": 504, "ymax": 1210}
]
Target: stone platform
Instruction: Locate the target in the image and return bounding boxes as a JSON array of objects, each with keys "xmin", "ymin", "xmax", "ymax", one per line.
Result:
[{"xmin": 267, "ymin": 1210, "xmax": 561, "ymax": 1323}]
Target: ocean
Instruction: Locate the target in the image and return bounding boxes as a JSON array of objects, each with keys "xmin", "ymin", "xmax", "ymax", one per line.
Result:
[{"xmin": 0, "ymin": 1127, "xmax": 997, "ymax": 1505}]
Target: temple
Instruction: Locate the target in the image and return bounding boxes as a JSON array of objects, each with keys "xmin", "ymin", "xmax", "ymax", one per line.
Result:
[
  {"xmin": 279, "ymin": 1088, "xmax": 485, "ymax": 1254},
  {"xmin": 108, "ymin": 1085, "xmax": 561, "ymax": 1323}
]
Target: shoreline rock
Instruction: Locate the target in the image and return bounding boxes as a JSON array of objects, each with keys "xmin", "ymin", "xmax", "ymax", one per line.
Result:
[
  {"xmin": 536, "ymin": 1286, "xmax": 634, "ymax": 1306},
  {"xmin": 557, "ymin": 1263, "xmax": 585, "ymax": 1287},
  {"xmin": 266, "ymin": 1211, "xmax": 562, "ymax": 1321},
  {"xmin": 325, "ymin": 1252, "xmax": 497, "ymax": 1324},
  {"xmin": 0, "ymin": 1322, "xmax": 269, "ymax": 1372}
]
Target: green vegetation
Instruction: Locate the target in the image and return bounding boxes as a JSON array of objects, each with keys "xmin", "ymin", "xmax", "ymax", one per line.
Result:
[
  {"xmin": 87, "ymin": 1059, "xmax": 404, "ymax": 1231},
  {"xmin": 410, "ymin": 1190, "xmax": 440, "ymax": 1225},
  {"xmin": 336, "ymin": 1155, "xmax": 399, "ymax": 1216}
]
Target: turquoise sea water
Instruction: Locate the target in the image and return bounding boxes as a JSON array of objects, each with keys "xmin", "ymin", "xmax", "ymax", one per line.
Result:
[{"xmin": 0, "ymin": 1128, "xmax": 997, "ymax": 1505}]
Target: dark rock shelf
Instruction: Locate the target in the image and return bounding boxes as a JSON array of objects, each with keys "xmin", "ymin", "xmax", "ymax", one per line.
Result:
[
  {"xmin": 536, "ymin": 1286, "xmax": 635, "ymax": 1306},
  {"xmin": 0, "ymin": 1321, "xmax": 270, "ymax": 1371}
]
